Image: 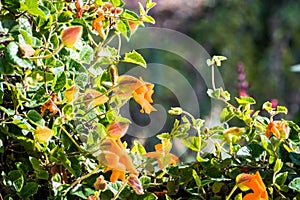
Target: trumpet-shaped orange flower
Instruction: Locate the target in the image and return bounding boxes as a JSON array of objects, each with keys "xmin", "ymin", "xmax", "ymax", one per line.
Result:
[
  {"xmin": 266, "ymin": 121, "xmax": 289, "ymax": 139},
  {"xmin": 115, "ymin": 75, "xmax": 156, "ymax": 114},
  {"xmin": 133, "ymin": 82, "xmax": 157, "ymax": 114},
  {"xmin": 236, "ymin": 171, "xmax": 268, "ymax": 200},
  {"xmin": 99, "ymin": 138, "xmax": 138, "ymax": 182},
  {"xmin": 144, "ymin": 139, "xmax": 179, "ymax": 169}
]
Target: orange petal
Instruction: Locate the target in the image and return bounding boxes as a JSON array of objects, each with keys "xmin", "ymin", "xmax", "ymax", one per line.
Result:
[
  {"xmin": 61, "ymin": 26, "xmax": 83, "ymax": 48},
  {"xmin": 107, "ymin": 122, "xmax": 129, "ymax": 139}
]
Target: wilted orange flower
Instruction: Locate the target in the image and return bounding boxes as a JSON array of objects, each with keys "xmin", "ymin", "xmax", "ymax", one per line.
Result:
[
  {"xmin": 144, "ymin": 139, "xmax": 179, "ymax": 169},
  {"xmin": 92, "ymin": 11, "xmax": 105, "ymax": 39},
  {"xmin": 99, "ymin": 138, "xmax": 138, "ymax": 182},
  {"xmin": 93, "ymin": 175, "xmax": 107, "ymax": 191},
  {"xmin": 41, "ymin": 93, "xmax": 59, "ymax": 116},
  {"xmin": 128, "ymin": 174, "xmax": 144, "ymax": 195},
  {"xmin": 61, "ymin": 26, "xmax": 83, "ymax": 48},
  {"xmin": 236, "ymin": 171, "xmax": 268, "ymax": 200},
  {"xmin": 266, "ymin": 121, "xmax": 289, "ymax": 139},
  {"xmin": 133, "ymin": 82, "xmax": 157, "ymax": 114}
]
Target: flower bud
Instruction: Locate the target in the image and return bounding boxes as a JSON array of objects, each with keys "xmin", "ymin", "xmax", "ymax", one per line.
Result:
[
  {"xmin": 168, "ymin": 107, "xmax": 183, "ymax": 115},
  {"xmin": 127, "ymin": 174, "xmax": 144, "ymax": 195}
]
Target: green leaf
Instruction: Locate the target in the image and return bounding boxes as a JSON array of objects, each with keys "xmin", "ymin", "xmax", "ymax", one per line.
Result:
[
  {"xmin": 9, "ymin": 170, "xmax": 24, "ymax": 192},
  {"xmin": 29, "ymin": 156, "xmax": 49, "ymax": 180},
  {"xmin": 122, "ymin": 10, "xmax": 140, "ymax": 21},
  {"xmin": 50, "ymin": 33, "xmax": 60, "ymax": 49},
  {"xmin": 116, "ymin": 20, "xmax": 131, "ymax": 40},
  {"xmin": 276, "ymin": 106, "xmax": 288, "ymax": 114},
  {"xmin": 262, "ymin": 101, "xmax": 273, "ymax": 111},
  {"xmin": 260, "ymin": 135, "xmax": 275, "ymax": 157},
  {"xmin": 0, "ymin": 57, "xmax": 14, "ymax": 74},
  {"xmin": 235, "ymin": 96, "xmax": 256, "ymax": 105},
  {"xmin": 289, "ymin": 152, "xmax": 300, "ymax": 166},
  {"xmin": 207, "ymin": 88, "xmax": 220, "ymax": 99},
  {"xmin": 220, "ymin": 106, "xmax": 234, "ymax": 123},
  {"xmin": 80, "ymin": 45, "xmax": 94, "ymax": 64},
  {"xmin": 5, "ymin": 42, "xmax": 32, "ymax": 68},
  {"xmin": 123, "ymin": 50, "xmax": 146, "ymax": 67},
  {"xmin": 182, "ymin": 136, "xmax": 200, "ymax": 152},
  {"xmin": 141, "ymin": 192, "xmax": 158, "ymax": 200},
  {"xmin": 288, "ymin": 177, "xmax": 300, "ymax": 192},
  {"xmin": 131, "ymin": 140, "xmax": 147, "ymax": 155},
  {"xmin": 19, "ymin": 29, "xmax": 33, "ymax": 45},
  {"xmin": 140, "ymin": 176, "xmax": 151, "ymax": 187},
  {"xmin": 111, "ymin": 0, "xmax": 124, "ymax": 7},
  {"xmin": 53, "ymin": 72, "xmax": 66, "ymax": 92},
  {"xmin": 192, "ymin": 170, "xmax": 201, "ymax": 187},
  {"xmin": 20, "ymin": 0, "xmax": 47, "ymax": 20},
  {"xmin": 19, "ymin": 182, "xmax": 38, "ymax": 199},
  {"xmin": 143, "ymin": 15, "xmax": 155, "ymax": 24},
  {"xmin": 275, "ymin": 172, "xmax": 288, "ymax": 186},
  {"xmin": 274, "ymin": 158, "xmax": 283, "ymax": 174},
  {"xmin": 146, "ymin": 0, "xmax": 157, "ymax": 10},
  {"xmin": 27, "ymin": 109, "xmax": 45, "ymax": 126}
]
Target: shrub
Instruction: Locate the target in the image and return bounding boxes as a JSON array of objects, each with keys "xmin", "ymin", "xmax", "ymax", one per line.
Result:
[{"xmin": 0, "ymin": 1, "xmax": 300, "ymax": 200}]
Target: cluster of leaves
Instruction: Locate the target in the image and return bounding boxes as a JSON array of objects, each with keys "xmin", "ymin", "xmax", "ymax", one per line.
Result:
[
  {"xmin": 152, "ymin": 57, "xmax": 300, "ymax": 199},
  {"xmin": 0, "ymin": 0, "xmax": 161, "ymax": 199},
  {"xmin": 1, "ymin": 1, "xmax": 300, "ymax": 200}
]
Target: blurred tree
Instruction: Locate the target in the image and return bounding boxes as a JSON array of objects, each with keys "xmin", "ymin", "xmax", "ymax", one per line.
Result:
[{"xmin": 141, "ymin": 0, "xmax": 300, "ymax": 119}]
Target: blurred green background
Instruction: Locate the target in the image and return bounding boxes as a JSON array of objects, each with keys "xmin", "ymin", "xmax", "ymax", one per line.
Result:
[{"xmin": 126, "ymin": 0, "xmax": 300, "ymax": 122}]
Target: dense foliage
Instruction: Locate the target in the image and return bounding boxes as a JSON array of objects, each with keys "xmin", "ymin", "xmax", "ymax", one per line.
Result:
[{"xmin": 0, "ymin": 1, "xmax": 300, "ymax": 200}]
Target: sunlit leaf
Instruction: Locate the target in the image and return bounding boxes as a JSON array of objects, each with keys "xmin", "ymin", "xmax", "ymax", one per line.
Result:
[{"xmin": 123, "ymin": 50, "xmax": 146, "ymax": 67}]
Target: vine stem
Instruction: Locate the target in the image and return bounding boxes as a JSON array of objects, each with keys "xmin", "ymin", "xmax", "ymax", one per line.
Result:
[
  {"xmin": 63, "ymin": 164, "xmax": 102, "ymax": 196},
  {"xmin": 111, "ymin": 179, "xmax": 128, "ymax": 200},
  {"xmin": 60, "ymin": 125, "xmax": 86, "ymax": 153},
  {"xmin": 28, "ymin": 44, "xmax": 64, "ymax": 60},
  {"xmin": 225, "ymin": 185, "xmax": 238, "ymax": 200},
  {"xmin": 211, "ymin": 64, "xmax": 216, "ymax": 90}
]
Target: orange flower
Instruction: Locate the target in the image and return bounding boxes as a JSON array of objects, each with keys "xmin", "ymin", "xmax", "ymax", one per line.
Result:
[
  {"xmin": 99, "ymin": 138, "xmax": 138, "ymax": 182},
  {"xmin": 61, "ymin": 26, "xmax": 83, "ymax": 48},
  {"xmin": 115, "ymin": 75, "xmax": 156, "ymax": 114},
  {"xmin": 107, "ymin": 122, "xmax": 129, "ymax": 139},
  {"xmin": 266, "ymin": 121, "xmax": 289, "ymax": 139},
  {"xmin": 133, "ymin": 82, "xmax": 157, "ymax": 114},
  {"xmin": 92, "ymin": 11, "xmax": 105, "ymax": 39},
  {"xmin": 75, "ymin": 0, "xmax": 83, "ymax": 18},
  {"xmin": 236, "ymin": 171, "xmax": 268, "ymax": 200},
  {"xmin": 104, "ymin": 167, "xmax": 126, "ymax": 183},
  {"xmin": 144, "ymin": 139, "xmax": 179, "ymax": 169}
]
